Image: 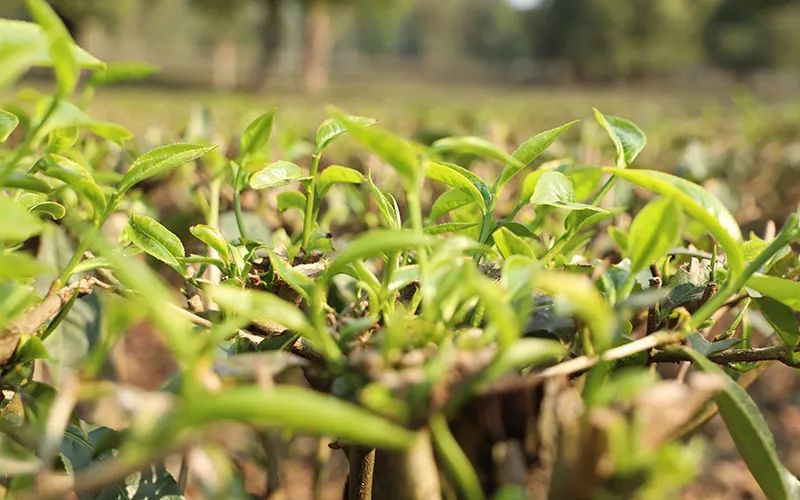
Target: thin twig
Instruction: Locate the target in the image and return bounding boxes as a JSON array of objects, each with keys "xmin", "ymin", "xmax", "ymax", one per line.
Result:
[{"xmin": 650, "ymin": 344, "xmax": 800, "ymax": 368}]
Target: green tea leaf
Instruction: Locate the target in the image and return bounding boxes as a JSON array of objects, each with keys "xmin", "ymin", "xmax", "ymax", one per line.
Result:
[
  {"xmin": 85, "ymin": 121, "xmax": 133, "ymax": 146},
  {"xmin": 0, "ymin": 196, "xmax": 43, "ymax": 242},
  {"xmin": 162, "ymin": 385, "xmax": 414, "ymax": 449},
  {"xmin": 605, "ymin": 168, "xmax": 744, "ymax": 277},
  {"xmin": 497, "ymin": 119, "xmax": 579, "ymax": 190},
  {"xmin": 594, "ymin": 108, "xmax": 646, "ymax": 167},
  {"xmin": 190, "ymin": 224, "xmax": 230, "ymax": 263},
  {"xmin": 0, "ymin": 171, "xmax": 50, "ymax": 193},
  {"xmin": 0, "ymin": 19, "xmax": 102, "ymax": 69},
  {"xmin": 627, "ymin": 197, "xmax": 682, "ymax": 275},
  {"xmin": 30, "ymin": 201, "xmax": 65, "ymax": 220},
  {"xmin": 43, "ymin": 154, "xmax": 106, "ymax": 216},
  {"xmin": 331, "ymin": 109, "xmax": 419, "ymax": 188},
  {"xmin": 240, "ymin": 109, "xmax": 275, "ymax": 159},
  {"xmin": 315, "ymin": 115, "xmax": 376, "ymax": 152},
  {"xmin": 747, "ymin": 274, "xmax": 800, "ymax": 311},
  {"xmin": 317, "ymin": 165, "xmax": 364, "ymax": 195},
  {"xmin": 424, "ymin": 221, "xmax": 479, "ymax": 235},
  {"xmin": 250, "ymin": 161, "xmax": 305, "ymax": 190},
  {"xmin": 430, "ymin": 413, "xmax": 484, "ymax": 500},
  {"xmin": 530, "ymin": 171, "xmax": 574, "ymax": 205},
  {"xmin": 685, "ymin": 349, "xmax": 800, "ymax": 500},
  {"xmin": 0, "ymin": 252, "xmax": 51, "ymax": 279},
  {"xmin": 431, "ymin": 136, "xmax": 522, "ymax": 170},
  {"xmin": 493, "ymin": 227, "xmax": 535, "ymax": 259},
  {"xmin": 269, "ymin": 253, "xmax": 314, "ymax": 301},
  {"xmin": 324, "ymin": 230, "xmax": 431, "ymax": 280},
  {"xmin": 754, "ymin": 297, "xmax": 799, "ymax": 346},
  {"xmin": 426, "ymin": 161, "xmax": 486, "ymax": 211},
  {"xmin": 277, "ymin": 191, "xmax": 306, "ymax": 212},
  {"xmin": 126, "ymin": 214, "xmax": 185, "ymax": 272},
  {"xmin": 430, "ymin": 189, "xmax": 475, "ymax": 220},
  {"xmin": 119, "ymin": 143, "xmax": 216, "ymax": 193},
  {"xmin": 26, "ymin": 0, "xmax": 79, "ymax": 95},
  {"xmin": 0, "ymin": 109, "xmax": 19, "ymax": 142},
  {"xmin": 210, "ymin": 285, "xmax": 339, "ymax": 360},
  {"xmin": 88, "ymin": 61, "xmax": 159, "ymax": 85},
  {"xmin": 367, "ymin": 174, "xmax": 401, "ymax": 230}
]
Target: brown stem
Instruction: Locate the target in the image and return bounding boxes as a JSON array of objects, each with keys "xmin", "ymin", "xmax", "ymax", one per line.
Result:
[
  {"xmin": 347, "ymin": 447, "xmax": 376, "ymax": 500},
  {"xmin": 649, "ymin": 344, "xmax": 800, "ymax": 368},
  {"xmin": 0, "ymin": 277, "xmax": 97, "ymax": 365}
]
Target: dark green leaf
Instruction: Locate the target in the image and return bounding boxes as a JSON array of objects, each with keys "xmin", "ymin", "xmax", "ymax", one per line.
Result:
[{"xmin": 755, "ymin": 297, "xmax": 799, "ymax": 346}]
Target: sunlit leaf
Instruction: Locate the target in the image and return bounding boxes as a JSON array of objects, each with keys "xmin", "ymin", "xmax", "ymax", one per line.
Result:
[
  {"xmin": 594, "ymin": 108, "xmax": 646, "ymax": 167},
  {"xmin": 315, "ymin": 115, "xmax": 376, "ymax": 152},
  {"xmin": 330, "ymin": 109, "xmax": 420, "ymax": 188},
  {"xmin": 26, "ymin": 0, "xmax": 79, "ymax": 95},
  {"xmin": 0, "ymin": 196, "xmax": 43, "ymax": 242},
  {"xmin": 160, "ymin": 385, "xmax": 415, "ymax": 449},
  {"xmin": 497, "ymin": 119, "xmax": 579, "ymax": 190},
  {"xmin": 324, "ymin": 230, "xmax": 431, "ymax": 280},
  {"xmin": 424, "ymin": 221, "xmax": 479, "ymax": 235},
  {"xmin": 125, "ymin": 214, "xmax": 186, "ymax": 272},
  {"xmin": 605, "ymin": 167, "xmax": 744, "ymax": 277},
  {"xmin": 119, "ymin": 143, "xmax": 216, "ymax": 193},
  {"xmin": 190, "ymin": 224, "xmax": 230, "ymax": 263},
  {"xmin": 747, "ymin": 274, "xmax": 800, "ymax": 311},
  {"xmin": 240, "ymin": 109, "xmax": 275, "ymax": 159},
  {"xmin": 43, "ymin": 154, "xmax": 106, "ymax": 216},
  {"xmin": 317, "ymin": 165, "xmax": 364, "ymax": 195},
  {"xmin": 0, "ymin": 109, "xmax": 19, "ymax": 142},
  {"xmin": 493, "ymin": 226, "xmax": 535, "ymax": 259},
  {"xmin": 627, "ymin": 197, "xmax": 682, "ymax": 275},
  {"xmin": 250, "ymin": 160, "xmax": 305, "ymax": 190},
  {"xmin": 426, "ymin": 161, "xmax": 485, "ymax": 211},
  {"xmin": 431, "ymin": 136, "xmax": 522, "ymax": 171}
]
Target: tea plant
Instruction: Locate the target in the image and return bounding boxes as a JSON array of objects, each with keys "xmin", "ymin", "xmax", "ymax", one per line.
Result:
[{"xmin": 2, "ymin": 2, "xmax": 800, "ymax": 499}]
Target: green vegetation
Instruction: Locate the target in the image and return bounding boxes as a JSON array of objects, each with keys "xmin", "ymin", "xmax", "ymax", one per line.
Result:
[{"xmin": 1, "ymin": 2, "xmax": 800, "ymax": 499}]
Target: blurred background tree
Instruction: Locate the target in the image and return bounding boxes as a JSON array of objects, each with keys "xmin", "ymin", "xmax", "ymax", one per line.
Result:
[{"xmin": 1, "ymin": 0, "xmax": 798, "ymax": 92}]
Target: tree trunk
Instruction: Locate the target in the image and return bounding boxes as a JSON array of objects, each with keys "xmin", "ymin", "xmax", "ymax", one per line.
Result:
[
  {"xmin": 249, "ymin": 0, "xmax": 283, "ymax": 92},
  {"xmin": 212, "ymin": 37, "xmax": 238, "ymax": 90},
  {"xmin": 302, "ymin": 0, "xmax": 332, "ymax": 95},
  {"xmin": 371, "ymin": 431, "xmax": 442, "ymax": 500}
]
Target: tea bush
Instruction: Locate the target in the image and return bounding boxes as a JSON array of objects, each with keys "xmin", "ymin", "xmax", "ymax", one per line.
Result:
[{"xmin": 2, "ymin": 2, "xmax": 800, "ymax": 499}]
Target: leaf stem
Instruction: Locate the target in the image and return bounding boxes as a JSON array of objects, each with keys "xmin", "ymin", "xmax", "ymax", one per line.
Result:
[
  {"xmin": 302, "ymin": 153, "xmax": 322, "ymax": 249},
  {"xmin": 232, "ymin": 164, "xmax": 248, "ymax": 240}
]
